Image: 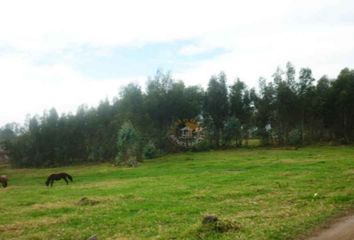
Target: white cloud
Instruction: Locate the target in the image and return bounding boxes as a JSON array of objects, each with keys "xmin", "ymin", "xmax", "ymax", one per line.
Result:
[
  {"xmin": 0, "ymin": 54, "xmax": 146, "ymax": 126},
  {"xmin": 0, "ymin": 0, "xmax": 320, "ymax": 51},
  {"xmin": 0, "ymin": 0, "xmax": 354, "ymax": 125},
  {"xmin": 178, "ymin": 44, "xmax": 214, "ymax": 56},
  {"xmin": 176, "ymin": 22, "xmax": 354, "ymax": 88}
]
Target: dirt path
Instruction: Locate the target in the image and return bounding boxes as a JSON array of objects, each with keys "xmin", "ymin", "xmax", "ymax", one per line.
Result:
[{"xmin": 306, "ymin": 214, "xmax": 354, "ymax": 240}]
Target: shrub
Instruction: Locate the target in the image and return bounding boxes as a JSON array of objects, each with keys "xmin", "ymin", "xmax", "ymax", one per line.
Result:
[
  {"xmin": 192, "ymin": 140, "xmax": 210, "ymax": 152},
  {"xmin": 288, "ymin": 128, "xmax": 302, "ymax": 146},
  {"xmin": 115, "ymin": 122, "xmax": 141, "ymax": 167},
  {"xmin": 143, "ymin": 142, "xmax": 158, "ymax": 159}
]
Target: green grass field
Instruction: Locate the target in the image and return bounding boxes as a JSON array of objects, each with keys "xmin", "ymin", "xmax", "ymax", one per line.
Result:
[{"xmin": 1, "ymin": 146, "xmax": 354, "ymax": 240}]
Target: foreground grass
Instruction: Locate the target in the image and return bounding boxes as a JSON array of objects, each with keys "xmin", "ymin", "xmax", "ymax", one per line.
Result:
[{"xmin": 0, "ymin": 146, "xmax": 354, "ymax": 240}]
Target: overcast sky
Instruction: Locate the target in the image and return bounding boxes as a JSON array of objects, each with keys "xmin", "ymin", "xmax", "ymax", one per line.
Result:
[{"xmin": 0, "ymin": 0, "xmax": 353, "ymax": 127}]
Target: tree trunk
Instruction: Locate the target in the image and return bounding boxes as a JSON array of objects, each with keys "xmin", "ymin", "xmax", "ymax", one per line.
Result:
[
  {"xmin": 343, "ymin": 111, "xmax": 349, "ymax": 143},
  {"xmin": 301, "ymin": 108, "xmax": 305, "ymax": 145},
  {"xmin": 215, "ymin": 128, "xmax": 220, "ymax": 148}
]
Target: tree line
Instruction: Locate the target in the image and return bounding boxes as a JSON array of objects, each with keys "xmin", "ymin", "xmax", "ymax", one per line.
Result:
[{"xmin": 1, "ymin": 63, "xmax": 353, "ymax": 167}]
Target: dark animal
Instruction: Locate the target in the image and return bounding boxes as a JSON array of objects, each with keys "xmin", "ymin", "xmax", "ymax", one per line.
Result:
[
  {"xmin": 45, "ymin": 172, "xmax": 73, "ymax": 187},
  {"xmin": 0, "ymin": 175, "xmax": 8, "ymax": 188}
]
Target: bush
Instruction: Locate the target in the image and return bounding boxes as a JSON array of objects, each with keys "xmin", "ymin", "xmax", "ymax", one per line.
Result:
[
  {"xmin": 288, "ymin": 128, "xmax": 302, "ymax": 146},
  {"xmin": 143, "ymin": 142, "xmax": 158, "ymax": 159},
  {"xmin": 115, "ymin": 122, "xmax": 141, "ymax": 167},
  {"xmin": 256, "ymin": 129, "xmax": 267, "ymax": 146},
  {"xmin": 223, "ymin": 117, "xmax": 241, "ymax": 147},
  {"xmin": 192, "ymin": 140, "xmax": 210, "ymax": 152}
]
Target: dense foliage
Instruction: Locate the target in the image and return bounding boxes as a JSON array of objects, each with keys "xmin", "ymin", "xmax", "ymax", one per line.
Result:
[
  {"xmin": 1, "ymin": 64, "xmax": 354, "ymax": 167},
  {"xmin": 115, "ymin": 121, "xmax": 142, "ymax": 167}
]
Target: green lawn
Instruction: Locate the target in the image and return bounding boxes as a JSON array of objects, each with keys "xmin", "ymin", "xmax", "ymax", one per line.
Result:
[{"xmin": 0, "ymin": 146, "xmax": 354, "ymax": 240}]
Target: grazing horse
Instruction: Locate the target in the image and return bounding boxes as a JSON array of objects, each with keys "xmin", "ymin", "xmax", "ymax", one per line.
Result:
[
  {"xmin": 45, "ymin": 172, "xmax": 73, "ymax": 187},
  {"xmin": 0, "ymin": 175, "xmax": 8, "ymax": 188}
]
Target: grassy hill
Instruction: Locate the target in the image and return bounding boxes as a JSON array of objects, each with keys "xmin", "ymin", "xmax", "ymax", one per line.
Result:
[{"xmin": 1, "ymin": 146, "xmax": 354, "ymax": 239}]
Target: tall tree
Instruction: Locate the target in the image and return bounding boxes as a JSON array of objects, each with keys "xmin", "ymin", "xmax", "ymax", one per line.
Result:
[
  {"xmin": 313, "ymin": 76, "xmax": 333, "ymax": 140},
  {"xmin": 297, "ymin": 68, "xmax": 315, "ymax": 143},
  {"xmin": 204, "ymin": 72, "xmax": 229, "ymax": 147},
  {"xmin": 331, "ymin": 68, "xmax": 354, "ymax": 142},
  {"xmin": 223, "ymin": 117, "xmax": 241, "ymax": 147},
  {"xmin": 273, "ymin": 65, "xmax": 298, "ymax": 144},
  {"xmin": 229, "ymin": 79, "xmax": 253, "ymax": 145},
  {"xmin": 145, "ymin": 70, "xmax": 203, "ymax": 149},
  {"xmin": 253, "ymin": 78, "xmax": 276, "ymax": 145}
]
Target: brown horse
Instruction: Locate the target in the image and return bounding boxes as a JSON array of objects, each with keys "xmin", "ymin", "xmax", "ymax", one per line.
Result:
[
  {"xmin": 0, "ymin": 175, "xmax": 8, "ymax": 188},
  {"xmin": 45, "ymin": 173, "xmax": 73, "ymax": 187}
]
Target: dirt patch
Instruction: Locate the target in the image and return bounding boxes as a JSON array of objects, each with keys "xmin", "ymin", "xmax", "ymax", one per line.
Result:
[
  {"xmin": 304, "ymin": 211, "xmax": 354, "ymax": 240},
  {"xmin": 0, "ymin": 224, "xmax": 22, "ymax": 233},
  {"xmin": 0, "ymin": 216, "xmax": 67, "ymax": 233},
  {"xmin": 77, "ymin": 197, "xmax": 100, "ymax": 206},
  {"xmin": 190, "ymin": 215, "xmax": 240, "ymax": 239}
]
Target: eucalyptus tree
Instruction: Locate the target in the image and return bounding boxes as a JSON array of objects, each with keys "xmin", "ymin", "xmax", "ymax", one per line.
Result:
[
  {"xmin": 253, "ymin": 77, "xmax": 276, "ymax": 145},
  {"xmin": 204, "ymin": 72, "xmax": 229, "ymax": 147},
  {"xmin": 229, "ymin": 79, "xmax": 253, "ymax": 145},
  {"xmin": 272, "ymin": 64, "xmax": 299, "ymax": 144},
  {"xmin": 223, "ymin": 117, "xmax": 241, "ymax": 147},
  {"xmin": 313, "ymin": 76, "xmax": 333, "ymax": 140},
  {"xmin": 145, "ymin": 70, "xmax": 204, "ymax": 149},
  {"xmin": 331, "ymin": 68, "xmax": 354, "ymax": 142},
  {"xmin": 297, "ymin": 68, "xmax": 315, "ymax": 143}
]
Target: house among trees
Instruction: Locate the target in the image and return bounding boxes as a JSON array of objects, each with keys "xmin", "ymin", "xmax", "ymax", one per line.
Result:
[
  {"xmin": 179, "ymin": 119, "xmax": 203, "ymax": 139},
  {"xmin": 180, "ymin": 126, "xmax": 193, "ymax": 138},
  {"xmin": 170, "ymin": 119, "xmax": 204, "ymax": 148}
]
